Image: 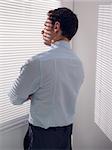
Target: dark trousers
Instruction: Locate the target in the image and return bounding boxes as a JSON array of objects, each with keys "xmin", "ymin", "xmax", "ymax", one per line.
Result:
[{"xmin": 24, "ymin": 123, "xmax": 73, "ymax": 150}]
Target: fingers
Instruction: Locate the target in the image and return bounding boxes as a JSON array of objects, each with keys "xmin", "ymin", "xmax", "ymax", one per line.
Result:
[
  {"xmin": 43, "ymin": 31, "xmax": 51, "ymax": 39},
  {"xmin": 27, "ymin": 95, "xmax": 32, "ymax": 100},
  {"xmin": 42, "ymin": 19, "xmax": 53, "ymax": 46},
  {"xmin": 43, "ymin": 35, "xmax": 52, "ymax": 46},
  {"xmin": 43, "ymin": 29, "xmax": 52, "ymax": 35},
  {"xmin": 42, "ymin": 30, "xmax": 52, "ymax": 44},
  {"xmin": 41, "ymin": 30, "xmax": 50, "ymax": 45}
]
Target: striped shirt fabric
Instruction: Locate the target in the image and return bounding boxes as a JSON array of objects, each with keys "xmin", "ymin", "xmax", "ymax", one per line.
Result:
[{"xmin": 9, "ymin": 40, "xmax": 84, "ymax": 129}]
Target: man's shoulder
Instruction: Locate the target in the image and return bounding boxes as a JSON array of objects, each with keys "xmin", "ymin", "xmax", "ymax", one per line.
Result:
[{"xmin": 33, "ymin": 48, "xmax": 57, "ymax": 61}]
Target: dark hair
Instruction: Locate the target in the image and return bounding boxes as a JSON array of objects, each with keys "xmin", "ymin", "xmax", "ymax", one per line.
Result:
[{"xmin": 48, "ymin": 7, "xmax": 78, "ymax": 40}]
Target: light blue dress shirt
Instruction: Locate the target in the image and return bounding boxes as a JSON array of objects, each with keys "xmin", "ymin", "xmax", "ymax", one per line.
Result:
[{"xmin": 9, "ymin": 40, "xmax": 84, "ymax": 129}]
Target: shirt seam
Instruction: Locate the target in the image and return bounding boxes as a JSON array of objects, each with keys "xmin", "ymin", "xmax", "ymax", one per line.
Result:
[
  {"xmin": 52, "ymin": 58, "xmax": 57, "ymax": 124},
  {"xmin": 37, "ymin": 56, "xmax": 41, "ymax": 89}
]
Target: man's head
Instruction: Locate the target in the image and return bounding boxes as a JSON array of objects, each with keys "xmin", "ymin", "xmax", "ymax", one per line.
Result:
[{"xmin": 42, "ymin": 7, "xmax": 78, "ymax": 45}]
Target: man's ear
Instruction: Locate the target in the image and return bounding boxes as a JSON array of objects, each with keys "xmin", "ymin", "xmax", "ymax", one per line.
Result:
[{"xmin": 53, "ymin": 21, "xmax": 60, "ymax": 33}]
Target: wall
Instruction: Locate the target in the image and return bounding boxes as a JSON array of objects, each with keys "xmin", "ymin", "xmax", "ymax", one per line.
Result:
[
  {"xmin": 0, "ymin": 125, "xmax": 28, "ymax": 150},
  {"xmin": 72, "ymin": 1, "xmax": 112, "ymax": 150}
]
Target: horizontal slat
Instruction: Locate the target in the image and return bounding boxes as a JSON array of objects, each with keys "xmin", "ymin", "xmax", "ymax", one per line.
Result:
[
  {"xmin": 95, "ymin": 4, "xmax": 112, "ymax": 142},
  {"xmin": 0, "ymin": 0, "xmax": 61, "ymax": 126}
]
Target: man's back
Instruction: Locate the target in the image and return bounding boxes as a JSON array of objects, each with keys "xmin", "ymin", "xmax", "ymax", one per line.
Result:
[{"xmin": 29, "ymin": 40, "xmax": 84, "ymax": 129}]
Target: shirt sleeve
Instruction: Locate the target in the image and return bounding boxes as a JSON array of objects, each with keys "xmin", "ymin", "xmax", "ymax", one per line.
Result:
[{"xmin": 8, "ymin": 57, "xmax": 41, "ymax": 105}]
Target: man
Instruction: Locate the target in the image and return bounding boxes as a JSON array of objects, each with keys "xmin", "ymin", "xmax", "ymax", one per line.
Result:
[{"xmin": 9, "ymin": 7, "xmax": 84, "ymax": 150}]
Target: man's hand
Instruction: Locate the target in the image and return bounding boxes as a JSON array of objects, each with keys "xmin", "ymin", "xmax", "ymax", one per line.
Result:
[
  {"xmin": 42, "ymin": 19, "xmax": 53, "ymax": 46},
  {"xmin": 27, "ymin": 95, "xmax": 32, "ymax": 100}
]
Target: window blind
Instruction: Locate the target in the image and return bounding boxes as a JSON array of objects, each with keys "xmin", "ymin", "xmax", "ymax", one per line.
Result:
[
  {"xmin": 0, "ymin": 0, "xmax": 61, "ymax": 130},
  {"xmin": 94, "ymin": 4, "xmax": 112, "ymax": 141}
]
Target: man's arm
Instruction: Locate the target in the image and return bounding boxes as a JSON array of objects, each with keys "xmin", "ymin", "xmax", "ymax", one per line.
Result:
[{"xmin": 8, "ymin": 58, "xmax": 41, "ymax": 105}]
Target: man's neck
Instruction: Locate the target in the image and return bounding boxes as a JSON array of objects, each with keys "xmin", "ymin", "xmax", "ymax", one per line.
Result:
[{"xmin": 51, "ymin": 36, "xmax": 69, "ymax": 44}]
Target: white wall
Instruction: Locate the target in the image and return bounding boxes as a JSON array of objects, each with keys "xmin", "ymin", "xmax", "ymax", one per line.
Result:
[
  {"xmin": 72, "ymin": 1, "xmax": 112, "ymax": 150},
  {"xmin": 0, "ymin": 125, "xmax": 28, "ymax": 150}
]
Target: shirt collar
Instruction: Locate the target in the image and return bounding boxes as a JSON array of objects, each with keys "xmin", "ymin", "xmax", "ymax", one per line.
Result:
[{"xmin": 51, "ymin": 40, "xmax": 71, "ymax": 49}]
